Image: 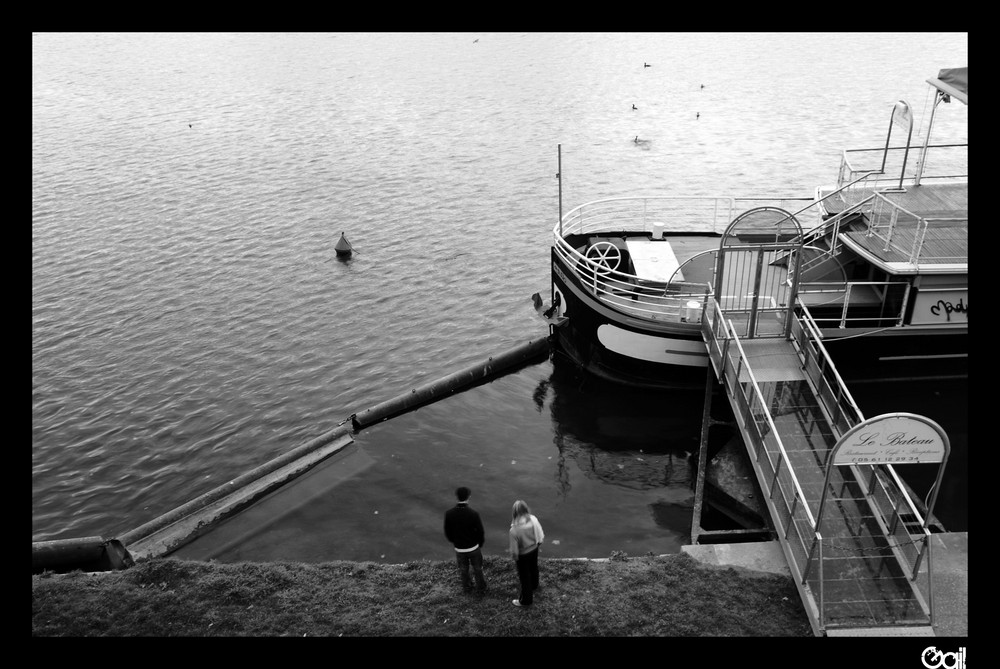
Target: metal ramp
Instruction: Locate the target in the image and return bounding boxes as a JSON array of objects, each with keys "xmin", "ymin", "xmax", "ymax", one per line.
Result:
[
  {"xmin": 695, "ymin": 207, "xmax": 945, "ymax": 636},
  {"xmin": 701, "ymin": 305, "xmax": 940, "ymax": 636}
]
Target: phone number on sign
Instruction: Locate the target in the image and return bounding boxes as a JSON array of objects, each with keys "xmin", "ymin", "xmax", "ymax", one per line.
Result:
[{"xmin": 846, "ymin": 456, "xmax": 921, "ymax": 463}]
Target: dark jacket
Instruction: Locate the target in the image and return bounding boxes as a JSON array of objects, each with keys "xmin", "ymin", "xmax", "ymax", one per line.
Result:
[{"xmin": 444, "ymin": 502, "xmax": 485, "ymax": 551}]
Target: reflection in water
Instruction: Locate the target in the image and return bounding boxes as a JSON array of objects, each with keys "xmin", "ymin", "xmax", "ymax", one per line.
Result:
[
  {"xmin": 542, "ymin": 356, "xmax": 705, "ymax": 497},
  {"xmin": 531, "ymin": 378, "xmax": 550, "ymax": 412},
  {"xmin": 177, "ymin": 356, "xmax": 745, "ymax": 563},
  {"xmin": 649, "ymin": 499, "xmax": 698, "ymax": 531}
]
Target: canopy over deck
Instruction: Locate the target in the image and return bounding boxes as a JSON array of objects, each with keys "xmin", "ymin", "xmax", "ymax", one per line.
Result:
[{"xmin": 927, "ymin": 67, "xmax": 968, "ymax": 105}]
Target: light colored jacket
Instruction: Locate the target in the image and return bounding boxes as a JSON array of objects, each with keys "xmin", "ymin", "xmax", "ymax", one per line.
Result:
[{"xmin": 508, "ymin": 514, "xmax": 544, "ymax": 557}]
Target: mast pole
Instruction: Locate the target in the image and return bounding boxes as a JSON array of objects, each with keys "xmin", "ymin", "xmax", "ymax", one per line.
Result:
[{"xmin": 558, "ymin": 144, "xmax": 563, "ymax": 237}]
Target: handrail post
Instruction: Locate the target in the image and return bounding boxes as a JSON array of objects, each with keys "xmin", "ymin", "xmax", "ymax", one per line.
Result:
[
  {"xmin": 785, "ymin": 487, "xmax": 798, "ymax": 540},
  {"xmin": 898, "ymin": 284, "xmax": 911, "ymax": 326},
  {"xmin": 771, "ymin": 453, "xmax": 783, "ymax": 498},
  {"xmin": 909, "ymin": 220, "xmax": 929, "ymax": 265},
  {"xmin": 818, "ymin": 537, "xmax": 825, "ymax": 630},
  {"xmin": 883, "ymin": 202, "xmax": 899, "ymax": 252}
]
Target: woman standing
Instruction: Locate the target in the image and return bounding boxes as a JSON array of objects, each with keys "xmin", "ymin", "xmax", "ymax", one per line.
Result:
[{"xmin": 508, "ymin": 500, "xmax": 545, "ymax": 607}]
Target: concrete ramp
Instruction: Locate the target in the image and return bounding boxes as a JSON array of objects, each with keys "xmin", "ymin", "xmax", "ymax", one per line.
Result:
[
  {"xmin": 682, "ymin": 541, "xmax": 790, "ymax": 577},
  {"xmin": 123, "ymin": 430, "xmax": 354, "ymax": 561},
  {"xmin": 171, "ymin": 442, "xmax": 376, "ymax": 562}
]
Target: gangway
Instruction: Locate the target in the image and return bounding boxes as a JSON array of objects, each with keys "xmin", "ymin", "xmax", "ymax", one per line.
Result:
[{"xmin": 696, "ymin": 206, "xmax": 949, "ymax": 636}]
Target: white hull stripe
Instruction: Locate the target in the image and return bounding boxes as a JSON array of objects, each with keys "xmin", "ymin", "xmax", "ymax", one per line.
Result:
[{"xmin": 597, "ymin": 324, "xmax": 708, "ymax": 367}]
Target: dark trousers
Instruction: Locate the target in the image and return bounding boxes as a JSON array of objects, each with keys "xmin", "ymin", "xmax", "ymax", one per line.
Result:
[
  {"xmin": 515, "ymin": 547, "xmax": 539, "ymax": 605},
  {"xmin": 455, "ymin": 548, "xmax": 487, "ymax": 592}
]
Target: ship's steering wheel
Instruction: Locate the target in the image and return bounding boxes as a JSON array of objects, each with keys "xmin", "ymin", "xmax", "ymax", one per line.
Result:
[{"xmin": 585, "ymin": 241, "xmax": 621, "ymax": 274}]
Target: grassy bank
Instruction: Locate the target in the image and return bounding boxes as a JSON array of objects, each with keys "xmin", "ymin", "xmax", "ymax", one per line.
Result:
[{"xmin": 32, "ymin": 552, "xmax": 812, "ymax": 636}]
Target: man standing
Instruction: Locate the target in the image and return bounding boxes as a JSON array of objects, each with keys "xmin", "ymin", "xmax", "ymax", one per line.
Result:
[{"xmin": 444, "ymin": 486, "xmax": 487, "ymax": 594}]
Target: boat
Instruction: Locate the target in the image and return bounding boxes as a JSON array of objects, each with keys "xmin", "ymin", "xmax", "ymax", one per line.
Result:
[{"xmin": 546, "ymin": 67, "xmax": 967, "ymax": 389}]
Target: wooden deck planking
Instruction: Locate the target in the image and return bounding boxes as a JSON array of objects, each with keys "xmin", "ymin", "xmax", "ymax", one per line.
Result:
[
  {"xmin": 844, "ymin": 226, "xmax": 968, "ymax": 265},
  {"xmin": 881, "ymin": 183, "xmax": 968, "ymax": 219},
  {"xmin": 822, "ymin": 182, "xmax": 967, "ymax": 219}
]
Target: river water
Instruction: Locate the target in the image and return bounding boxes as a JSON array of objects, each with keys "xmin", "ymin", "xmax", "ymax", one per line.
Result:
[{"xmin": 33, "ymin": 33, "xmax": 968, "ymax": 558}]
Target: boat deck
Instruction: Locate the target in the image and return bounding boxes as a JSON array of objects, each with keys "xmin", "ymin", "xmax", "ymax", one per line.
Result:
[
  {"xmin": 819, "ymin": 182, "xmax": 968, "ymax": 268},
  {"xmin": 842, "ymin": 226, "xmax": 968, "ymax": 266},
  {"xmin": 820, "ymin": 182, "xmax": 968, "ymax": 219}
]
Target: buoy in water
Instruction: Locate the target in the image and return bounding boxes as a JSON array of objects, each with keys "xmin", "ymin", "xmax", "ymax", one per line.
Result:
[{"xmin": 335, "ymin": 232, "xmax": 353, "ymax": 257}]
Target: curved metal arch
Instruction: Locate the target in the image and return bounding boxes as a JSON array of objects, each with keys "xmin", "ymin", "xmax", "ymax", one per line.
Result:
[
  {"xmin": 669, "ymin": 248, "xmax": 717, "ymax": 287},
  {"xmin": 721, "ymin": 206, "xmax": 804, "ymax": 246},
  {"xmin": 715, "ymin": 207, "xmax": 806, "ymax": 338}
]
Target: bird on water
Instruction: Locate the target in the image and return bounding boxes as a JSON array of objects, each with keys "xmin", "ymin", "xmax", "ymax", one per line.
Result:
[
  {"xmin": 632, "ymin": 104, "xmax": 637, "ymax": 110},
  {"xmin": 644, "ymin": 62, "xmax": 651, "ymax": 68}
]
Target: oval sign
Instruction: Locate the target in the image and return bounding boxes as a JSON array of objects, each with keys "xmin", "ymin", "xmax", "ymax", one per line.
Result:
[{"xmin": 832, "ymin": 413, "xmax": 948, "ymax": 465}]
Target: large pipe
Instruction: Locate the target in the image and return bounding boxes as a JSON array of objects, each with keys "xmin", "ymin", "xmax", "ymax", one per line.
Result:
[
  {"xmin": 351, "ymin": 336, "xmax": 551, "ymax": 430},
  {"xmin": 32, "ymin": 536, "xmax": 134, "ymax": 574}
]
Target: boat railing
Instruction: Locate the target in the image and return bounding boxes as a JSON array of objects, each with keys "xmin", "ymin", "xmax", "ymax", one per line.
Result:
[
  {"xmin": 797, "ymin": 280, "xmax": 910, "ymax": 329},
  {"xmin": 554, "ymin": 196, "xmax": 817, "ymax": 323},
  {"xmin": 556, "ymin": 195, "xmax": 814, "ymax": 239},
  {"xmin": 596, "ymin": 283, "xmax": 713, "ymax": 323},
  {"xmin": 553, "ymin": 238, "xmax": 712, "ymax": 321},
  {"xmin": 867, "ymin": 193, "xmax": 968, "ymax": 267},
  {"xmin": 702, "ymin": 298, "xmax": 820, "ymax": 582},
  {"xmin": 837, "ymin": 143, "xmax": 968, "ymax": 190}
]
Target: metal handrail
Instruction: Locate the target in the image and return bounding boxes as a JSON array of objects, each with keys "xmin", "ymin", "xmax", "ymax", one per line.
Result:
[
  {"xmin": 557, "ymin": 195, "xmax": 739, "ymax": 238},
  {"xmin": 552, "ymin": 238, "xmax": 712, "ymax": 321},
  {"xmin": 719, "ymin": 173, "xmax": 880, "ymax": 242},
  {"xmin": 840, "ymin": 144, "xmax": 968, "ymax": 188},
  {"xmin": 798, "ymin": 196, "xmax": 875, "ymax": 261},
  {"xmin": 794, "ymin": 305, "xmax": 865, "ymax": 428},
  {"xmin": 867, "ymin": 193, "xmax": 969, "ymax": 267},
  {"xmin": 796, "ymin": 304, "xmax": 932, "ymax": 580},
  {"xmin": 798, "ymin": 280, "xmax": 910, "ymax": 329},
  {"xmin": 555, "ymin": 195, "xmax": 816, "ymax": 241}
]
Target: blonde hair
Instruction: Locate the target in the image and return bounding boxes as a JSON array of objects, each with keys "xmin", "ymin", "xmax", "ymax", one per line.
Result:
[{"xmin": 511, "ymin": 499, "xmax": 531, "ymax": 522}]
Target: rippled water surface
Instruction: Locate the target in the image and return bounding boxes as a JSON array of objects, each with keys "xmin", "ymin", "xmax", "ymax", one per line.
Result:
[{"xmin": 33, "ymin": 33, "xmax": 968, "ymax": 554}]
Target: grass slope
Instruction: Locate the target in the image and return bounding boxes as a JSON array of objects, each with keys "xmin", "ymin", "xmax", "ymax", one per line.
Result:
[{"xmin": 32, "ymin": 552, "xmax": 812, "ymax": 637}]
